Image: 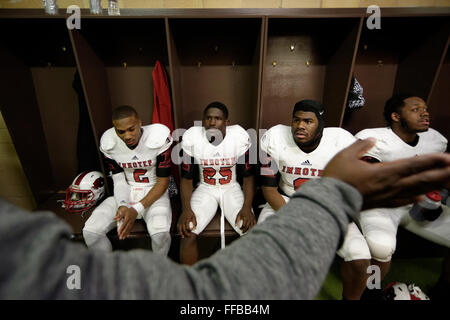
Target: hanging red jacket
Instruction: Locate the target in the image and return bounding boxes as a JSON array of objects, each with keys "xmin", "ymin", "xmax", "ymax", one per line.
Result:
[
  {"xmin": 152, "ymin": 60, "xmax": 174, "ymax": 132},
  {"xmin": 152, "ymin": 60, "xmax": 179, "ymax": 186}
]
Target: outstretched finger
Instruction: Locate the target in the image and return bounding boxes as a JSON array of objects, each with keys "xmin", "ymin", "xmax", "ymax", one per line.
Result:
[
  {"xmin": 380, "ymin": 153, "xmax": 450, "ymax": 179},
  {"xmin": 118, "ymin": 219, "xmax": 128, "ymax": 240},
  {"xmin": 177, "ymin": 222, "xmax": 185, "ymax": 238},
  {"xmin": 249, "ymin": 216, "xmax": 256, "ymax": 229},
  {"xmin": 393, "ymin": 165, "xmax": 450, "ymax": 195},
  {"xmin": 239, "ymin": 218, "xmax": 247, "ymax": 233},
  {"xmin": 183, "ymin": 221, "xmax": 192, "ymax": 237},
  {"xmin": 364, "ymin": 166, "xmax": 450, "ymax": 209},
  {"xmin": 123, "ymin": 222, "xmax": 134, "ymax": 239}
]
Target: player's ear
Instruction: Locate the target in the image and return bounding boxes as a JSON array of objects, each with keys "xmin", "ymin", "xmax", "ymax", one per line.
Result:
[
  {"xmin": 225, "ymin": 119, "xmax": 230, "ymax": 125},
  {"xmin": 391, "ymin": 112, "xmax": 400, "ymax": 123}
]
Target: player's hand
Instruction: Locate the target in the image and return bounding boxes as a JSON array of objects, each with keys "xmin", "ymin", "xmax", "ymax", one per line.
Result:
[
  {"xmin": 115, "ymin": 206, "xmax": 138, "ymax": 240},
  {"xmin": 323, "ymin": 138, "xmax": 450, "ymax": 209},
  {"xmin": 235, "ymin": 206, "xmax": 256, "ymax": 233},
  {"xmin": 177, "ymin": 209, "xmax": 197, "ymax": 238},
  {"xmin": 114, "ymin": 206, "xmax": 129, "ymax": 223}
]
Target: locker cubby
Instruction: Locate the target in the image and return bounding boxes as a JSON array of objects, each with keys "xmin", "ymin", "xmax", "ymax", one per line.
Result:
[
  {"xmin": 0, "ymin": 18, "xmax": 81, "ymax": 204},
  {"xmin": 342, "ymin": 16, "xmax": 450, "ymax": 135},
  {"xmin": 167, "ymin": 18, "xmax": 263, "ymax": 131},
  {"xmin": 260, "ymin": 17, "xmax": 362, "ymax": 130},
  {"xmin": 428, "ymin": 45, "xmax": 450, "ymax": 142},
  {"xmin": 71, "ymin": 18, "xmax": 171, "ymax": 142}
]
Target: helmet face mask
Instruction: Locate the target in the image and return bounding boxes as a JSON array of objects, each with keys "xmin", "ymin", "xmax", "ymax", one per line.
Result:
[
  {"xmin": 65, "ymin": 187, "xmax": 96, "ymax": 212},
  {"xmin": 64, "ymin": 171, "xmax": 105, "ymax": 213}
]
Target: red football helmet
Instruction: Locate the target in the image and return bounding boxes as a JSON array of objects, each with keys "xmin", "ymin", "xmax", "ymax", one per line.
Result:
[
  {"xmin": 64, "ymin": 171, "xmax": 105, "ymax": 213},
  {"xmin": 385, "ymin": 282, "xmax": 430, "ymax": 300}
]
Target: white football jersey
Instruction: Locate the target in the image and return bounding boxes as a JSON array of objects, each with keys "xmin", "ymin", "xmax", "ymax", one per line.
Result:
[
  {"xmin": 260, "ymin": 125, "xmax": 356, "ymax": 196},
  {"xmin": 181, "ymin": 125, "xmax": 251, "ymax": 187},
  {"xmin": 100, "ymin": 123, "xmax": 173, "ymax": 187},
  {"xmin": 355, "ymin": 127, "xmax": 447, "ymax": 162}
]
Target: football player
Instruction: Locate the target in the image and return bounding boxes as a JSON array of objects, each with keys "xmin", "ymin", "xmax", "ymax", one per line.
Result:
[
  {"xmin": 82, "ymin": 105, "xmax": 173, "ymax": 255},
  {"xmin": 177, "ymin": 101, "xmax": 256, "ymax": 265},
  {"xmin": 339, "ymin": 94, "xmax": 449, "ymax": 300},
  {"xmin": 4, "ymin": 137, "xmax": 450, "ymax": 299},
  {"xmin": 258, "ymin": 99, "xmax": 357, "ymax": 223}
]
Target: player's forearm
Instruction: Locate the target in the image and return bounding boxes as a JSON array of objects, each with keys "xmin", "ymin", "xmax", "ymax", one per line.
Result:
[
  {"xmin": 262, "ymin": 186, "xmax": 286, "ymax": 212},
  {"xmin": 242, "ymin": 176, "xmax": 255, "ymax": 209},
  {"xmin": 112, "ymin": 173, "xmax": 129, "ymax": 207},
  {"xmin": 180, "ymin": 178, "xmax": 194, "ymax": 212},
  {"xmin": 139, "ymin": 177, "xmax": 169, "ymax": 209}
]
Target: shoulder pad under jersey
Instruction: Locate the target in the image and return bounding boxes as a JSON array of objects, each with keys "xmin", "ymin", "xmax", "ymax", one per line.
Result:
[{"xmin": 143, "ymin": 124, "xmax": 173, "ymax": 151}]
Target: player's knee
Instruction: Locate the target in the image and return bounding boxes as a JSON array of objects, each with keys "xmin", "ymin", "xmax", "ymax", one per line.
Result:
[
  {"xmin": 366, "ymin": 232, "xmax": 396, "ymax": 262},
  {"xmin": 82, "ymin": 229, "xmax": 97, "ymax": 247},
  {"xmin": 82, "ymin": 229, "xmax": 112, "ymax": 251},
  {"xmin": 82, "ymin": 225, "xmax": 105, "ymax": 240},
  {"xmin": 147, "ymin": 213, "xmax": 171, "ymax": 235},
  {"xmin": 338, "ymin": 237, "xmax": 371, "ymax": 262}
]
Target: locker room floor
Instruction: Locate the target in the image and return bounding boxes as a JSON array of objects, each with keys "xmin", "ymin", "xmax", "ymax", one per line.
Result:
[
  {"xmin": 316, "ymin": 257, "xmax": 443, "ymax": 300},
  {"xmin": 316, "ymin": 227, "xmax": 447, "ymax": 300}
]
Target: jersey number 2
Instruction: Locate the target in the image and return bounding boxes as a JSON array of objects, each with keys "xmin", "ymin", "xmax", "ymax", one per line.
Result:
[
  {"xmin": 134, "ymin": 169, "xmax": 150, "ymax": 183},
  {"xmin": 203, "ymin": 167, "xmax": 232, "ymax": 185}
]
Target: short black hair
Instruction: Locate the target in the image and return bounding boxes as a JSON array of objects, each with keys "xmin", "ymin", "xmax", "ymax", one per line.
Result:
[
  {"xmin": 112, "ymin": 105, "xmax": 139, "ymax": 121},
  {"xmin": 292, "ymin": 99, "xmax": 324, "ymax": 118},
  {"xmin": 383, "ymin": 94, "xmax": 419, "ymax": 125},
  {"xmin": 203, "ymin": 101, "xmax": 229, "ymax": 119}
]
